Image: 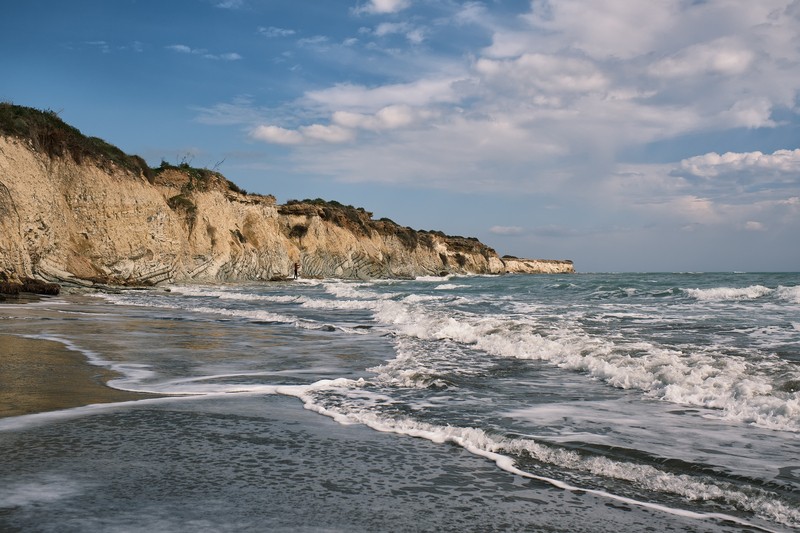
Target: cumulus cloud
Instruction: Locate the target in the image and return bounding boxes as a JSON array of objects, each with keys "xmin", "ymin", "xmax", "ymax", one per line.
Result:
[
  {"xmin": 721, "ymin": 98, "xmax": 776, "ymax": 129},
  {"xmin": 236, "ymin": 0, "xmax": 800, "ymax": 233},
  {"xmin": 475, "ymin": 53, "xmax": 608, "ymax": 95},
  {"xmin": 520, "ymin": 0, "xmax": 679, "ymax": 60},
  {"xmin": 332, "ymin": 105, "xmax": 432, "ymax": 131},
  {"xmin": 250, "ymin": 125, "xmax": 304, "ymax": 145},
  {"xmin": 300, "ymin": 124, "xmax": 355, "ymax": 143},
  {"xmin": 649, "ymin": 38, "xmax": 755, "ymax": 78},
  {"xmin": 355, "ymin": 0, "xmax": 411, "ymax": 15},
  {"xmin": 304, "ymin": 78, "xmax": 461, "ymax": 112},
  {"xmin": 680, "ymin": 149, "xmax": 800, "ymax": 178},
  {"xmin": 250, "ymin": 124, "xmax": 354, "ymax": 145}
]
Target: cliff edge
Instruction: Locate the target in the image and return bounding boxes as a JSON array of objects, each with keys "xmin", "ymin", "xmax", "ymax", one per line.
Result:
[{"xmin": 0, "ymin": 104, "xmax": 574, "ymax": 286}]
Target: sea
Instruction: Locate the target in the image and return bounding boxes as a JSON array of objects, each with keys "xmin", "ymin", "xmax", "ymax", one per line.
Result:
[{"xmin": 1, "ymin": 272, "xmax": 798, "ymax": 532}]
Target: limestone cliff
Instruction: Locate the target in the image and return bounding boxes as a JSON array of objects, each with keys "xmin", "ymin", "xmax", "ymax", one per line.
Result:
[{"xmin": 0, "ymin": 104, "xmax": 574, "ymax": 286}]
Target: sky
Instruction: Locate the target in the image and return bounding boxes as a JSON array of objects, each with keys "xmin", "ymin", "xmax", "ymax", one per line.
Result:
[{"xmin": 2, "ymin": 0, "xmax": 799, "ymax": 272}]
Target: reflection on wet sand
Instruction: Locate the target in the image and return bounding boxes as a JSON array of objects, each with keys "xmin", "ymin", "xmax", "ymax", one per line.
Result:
[{"xmin": 0, "ymin": 334, "xmax": 157, "ymax": 418}]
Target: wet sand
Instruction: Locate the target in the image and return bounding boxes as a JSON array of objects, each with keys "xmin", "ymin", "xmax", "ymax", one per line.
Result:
[{"xmin": 0, "ymin": 334, "xmax": 157, "ymax": 418}]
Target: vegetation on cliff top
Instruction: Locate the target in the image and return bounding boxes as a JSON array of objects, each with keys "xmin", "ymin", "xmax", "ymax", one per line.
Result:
[
  {"xmin": 1, "ymin": 103, "xmax": 496, "ymax": 258},
  {"xmin": 0, "ymin": 103, "xmax": 259, "ymax": 199},
  {"xmin": 280, "ymin": 198, "xmax": 496, "ymax": 256},
  {"xmin": 0, "ymin": 102, "xmax": 154, "ymax": 181}
]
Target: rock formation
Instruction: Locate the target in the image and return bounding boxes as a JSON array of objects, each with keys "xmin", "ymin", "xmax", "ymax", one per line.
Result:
[{"xmin": 0, "ymin": 104, "xmax": 574, "ymax": 287}]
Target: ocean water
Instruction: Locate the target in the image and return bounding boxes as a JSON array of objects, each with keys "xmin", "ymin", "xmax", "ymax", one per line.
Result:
[{"xmin": 1, "ymin": 272, "xmax": 799, "ymax": 532}]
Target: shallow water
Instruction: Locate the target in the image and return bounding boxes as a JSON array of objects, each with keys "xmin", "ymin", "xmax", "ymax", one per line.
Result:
[{"xmin": 1, "ymin": 272, "xmax": 799, "ymax": 531}]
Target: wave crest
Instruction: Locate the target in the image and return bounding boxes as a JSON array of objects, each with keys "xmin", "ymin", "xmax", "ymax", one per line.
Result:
[{"xmin": 685, "ymin": 285, "xmax": 773, "ymax": 301}]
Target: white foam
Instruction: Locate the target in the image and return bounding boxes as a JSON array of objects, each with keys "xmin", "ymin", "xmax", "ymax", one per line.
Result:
[
  {"xmin": 414, "ymin": 274, "xmax": 454, "ymax": 282},
  {"xmin": 22, "ymin": 334, "xmax": 156, "ymax": 388},
  {"xmin": 776, "ymin": 285, "xmax": 800, "ymax": 304},
  {"xmin": 434, "ymin": 283, "xmax": 469, "ymax": 290},
  {"xmin": 685, "ymin": 285, "xmax": 773, "ymax": 301},
  {"xmin": 321, "ymin": 281, "xmax": 401, "ymax": 302},
  {"xmin": 93, "ymin": 295, "xmax": 311, "ymax": 328},
  {"xmin": 369, "ymin": 296, "xmax": 800, "ymax": 433},
  {"xmin": 168, "ymin": 285, "xmax": 303, "ymax": 304},
  {"xmin": 300, "ymin": 297, "xmax": 378, "ymax": 311},
  {"xmin": 0, "ymin": 475, "xmax": 87, "ymax": 507},
  {"xmin": 288, "ymin": 381, "xmax": 795, "ymax": 530}
]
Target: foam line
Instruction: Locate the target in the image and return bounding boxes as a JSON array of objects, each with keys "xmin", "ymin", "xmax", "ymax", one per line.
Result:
[{"xmin": 288, "ymin": 383, "xmax": 785, "ymax": 532}]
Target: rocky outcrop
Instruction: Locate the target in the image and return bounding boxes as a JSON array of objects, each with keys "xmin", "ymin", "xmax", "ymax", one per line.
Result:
[
  {"xmin": 0, "ymin": 105, "xmax": 574, "ymax": 286},
  {"xmin": 501, "ymin": 257, "xmax": 575, "ymax": 274}
]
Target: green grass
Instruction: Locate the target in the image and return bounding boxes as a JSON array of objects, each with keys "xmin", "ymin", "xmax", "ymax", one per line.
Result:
[{"xmin": 0, "ymin": 102, "xmax": 153, "ymax": 181}]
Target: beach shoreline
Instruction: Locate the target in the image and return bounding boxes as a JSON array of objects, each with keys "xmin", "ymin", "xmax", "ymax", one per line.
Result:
[{"xmin": 0, "ymin": 333, "xmax": 159, "ymax": 418}]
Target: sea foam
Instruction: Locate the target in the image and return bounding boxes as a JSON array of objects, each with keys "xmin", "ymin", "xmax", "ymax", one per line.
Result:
[
  {"xmin": 685, "ymin": 285, "xmax": 773, "ymax": 301},
  {"xmin": 288, "ymin": 378, "xmax": 799, "ymax": 530},
  {"xmin": 369, "ymin": 290, "xmax": 800, "ymax": 432}
]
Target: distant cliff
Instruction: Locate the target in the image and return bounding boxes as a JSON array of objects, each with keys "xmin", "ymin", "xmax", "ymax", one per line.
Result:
[{"xmin": 0, "ymin": 104, "xmax": 574, "ymax": 287}]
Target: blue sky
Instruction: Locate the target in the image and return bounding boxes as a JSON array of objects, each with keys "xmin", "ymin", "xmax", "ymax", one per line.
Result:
[{"xmin": 2, "ymin": 0, "xmax": 799, "ymax": 272}]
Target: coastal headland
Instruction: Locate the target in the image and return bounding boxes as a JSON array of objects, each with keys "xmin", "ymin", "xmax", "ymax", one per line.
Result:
[{"xmin": 0, "ymin": 103, "xmax": 574, "ymax": 290}]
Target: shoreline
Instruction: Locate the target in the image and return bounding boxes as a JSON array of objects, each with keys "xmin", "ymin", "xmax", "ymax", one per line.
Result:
[{"xmin": 0, "ymin": 334, "xmax": 159, "ymax": 419}]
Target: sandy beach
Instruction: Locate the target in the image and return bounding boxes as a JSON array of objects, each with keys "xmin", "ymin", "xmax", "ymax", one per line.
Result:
[{"xmin": 0, "ymin": 334, "xmax": 156, "ymax": 418}]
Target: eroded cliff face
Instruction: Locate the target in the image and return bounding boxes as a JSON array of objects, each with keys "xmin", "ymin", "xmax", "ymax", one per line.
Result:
[{"xmin": 0, "ymin": 133, "xmax": 574, "ymax": 286}]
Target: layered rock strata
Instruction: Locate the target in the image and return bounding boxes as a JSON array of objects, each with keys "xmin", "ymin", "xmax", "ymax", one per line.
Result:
[{"xmin": 0, "ymin": 107, "xmax": 574, "ymax": 286}]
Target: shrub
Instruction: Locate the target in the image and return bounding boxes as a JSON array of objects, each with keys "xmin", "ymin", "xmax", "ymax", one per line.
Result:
[
  {"xmin": 0, "ymin": 103, "xmax": 151, "ymax": 179},
  {"xmin": 289, "ymin": 224, "xmax": 308, "ymax": 240},
  {"xmin": 167, "ymin": 194, "xmax": 197, "ymax": 230}
]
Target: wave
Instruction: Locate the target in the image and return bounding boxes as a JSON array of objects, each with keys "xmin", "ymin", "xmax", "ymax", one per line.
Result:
[
  {"xmin": 95, "ymin": 293, "xmax": 362, "ymax": 333},
  {"xmin": 290, "ymin": 379, "xmax": 798, "ymax": 530},
  {"xmin": 169, "ymin": 285, "xmax": 303, "ymax": 304},
  {"xmin": 434, "ymin": 283, "xmax": 469, "ymax": 290},
  {"xmin": 685, "ymin": 285, "xmax": 773, "ymax": 301},
  {"xmin": 368, "ymin": 295, "xmax": 800, "ymax": 433},
  {"xmin": 776, "ymin": 285, "xmax": 800, "ymax": 304}
]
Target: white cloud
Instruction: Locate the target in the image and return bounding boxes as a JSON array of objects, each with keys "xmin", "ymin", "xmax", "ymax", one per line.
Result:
[
  {"xmin": 216, "ymin": 0, "xmax": 244, "ymax": 8},
  {"xmin": 250, "ymin": 125, "xmax": 304, "ymax": 145},
  {"xmin": 250, "ymin": 124, "xmax": 354, "ymax": 145},
  {"xmin": 355, "ymin": 0, "xmax": 411, "ymax": 15},
  {"xmin": 258, "ymin": 26, "xmax": 296, "ymax": 38},
  {"xmin": 297, "ymin": 36, "xmax": 330, "ymax": 49},
  {"xmin": 374, "ymin": 22, "xmax": 408, "ymax": 37},
  {"xmin": 372, "ymin": 22, "xmax": 426, "ymax": 44},
  {"xmin": 649, "ymin": 38, "xmax": 755, "ymax": 78},
  {"xmin": 167, "ymin": 44, "xmax": 194, "ymax": 54},
  {"xmin": 490, "ymin": 226, "xmax": 525, "ymax": 236},
  {"xmin": 86, "ymin": 40, "xmax": 111, "ymax": 53},
  {"xmin": 744, "ymin": 220, "xmax": 767, "ymax": 231},
  {"xmin": 721, "ymin": 98, "xmax": 776, "ymax": 129},
  {"xmin": 304, "ymin": 78, "xmax": 461, "ymax": 112},
  {"xmin": 299, "ymin": 124, "xmax": 355, "ymax": 143},
  {"xmin": 236, "ymin": 0, "xmax": 800, "ymax": 231},
  {"xmin": 520, "ymin": 0, "xmax": 680, "ymax": 60},
  {"xmin": 211, "ymin": 52, "xmax": 242, "ymax": 61},
  {"xmin": 475, "ymin": 53, "xmax": 608, "ymax": 95},
  {"xmin": 680, "ymin": 149, "xmax": 800, "ymax": 178},
  {"xmin": 167, "ymin": 44, "xmax": 241, "ymax": 60},
  {"xmin": 332, "ymin": 105, "xmax": 431, "ymax": 131}
]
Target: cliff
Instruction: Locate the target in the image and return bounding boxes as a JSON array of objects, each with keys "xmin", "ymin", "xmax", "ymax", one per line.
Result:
[{"xmin": 0, "ymin": 104, "xmax": 574, "ymax": 287}]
